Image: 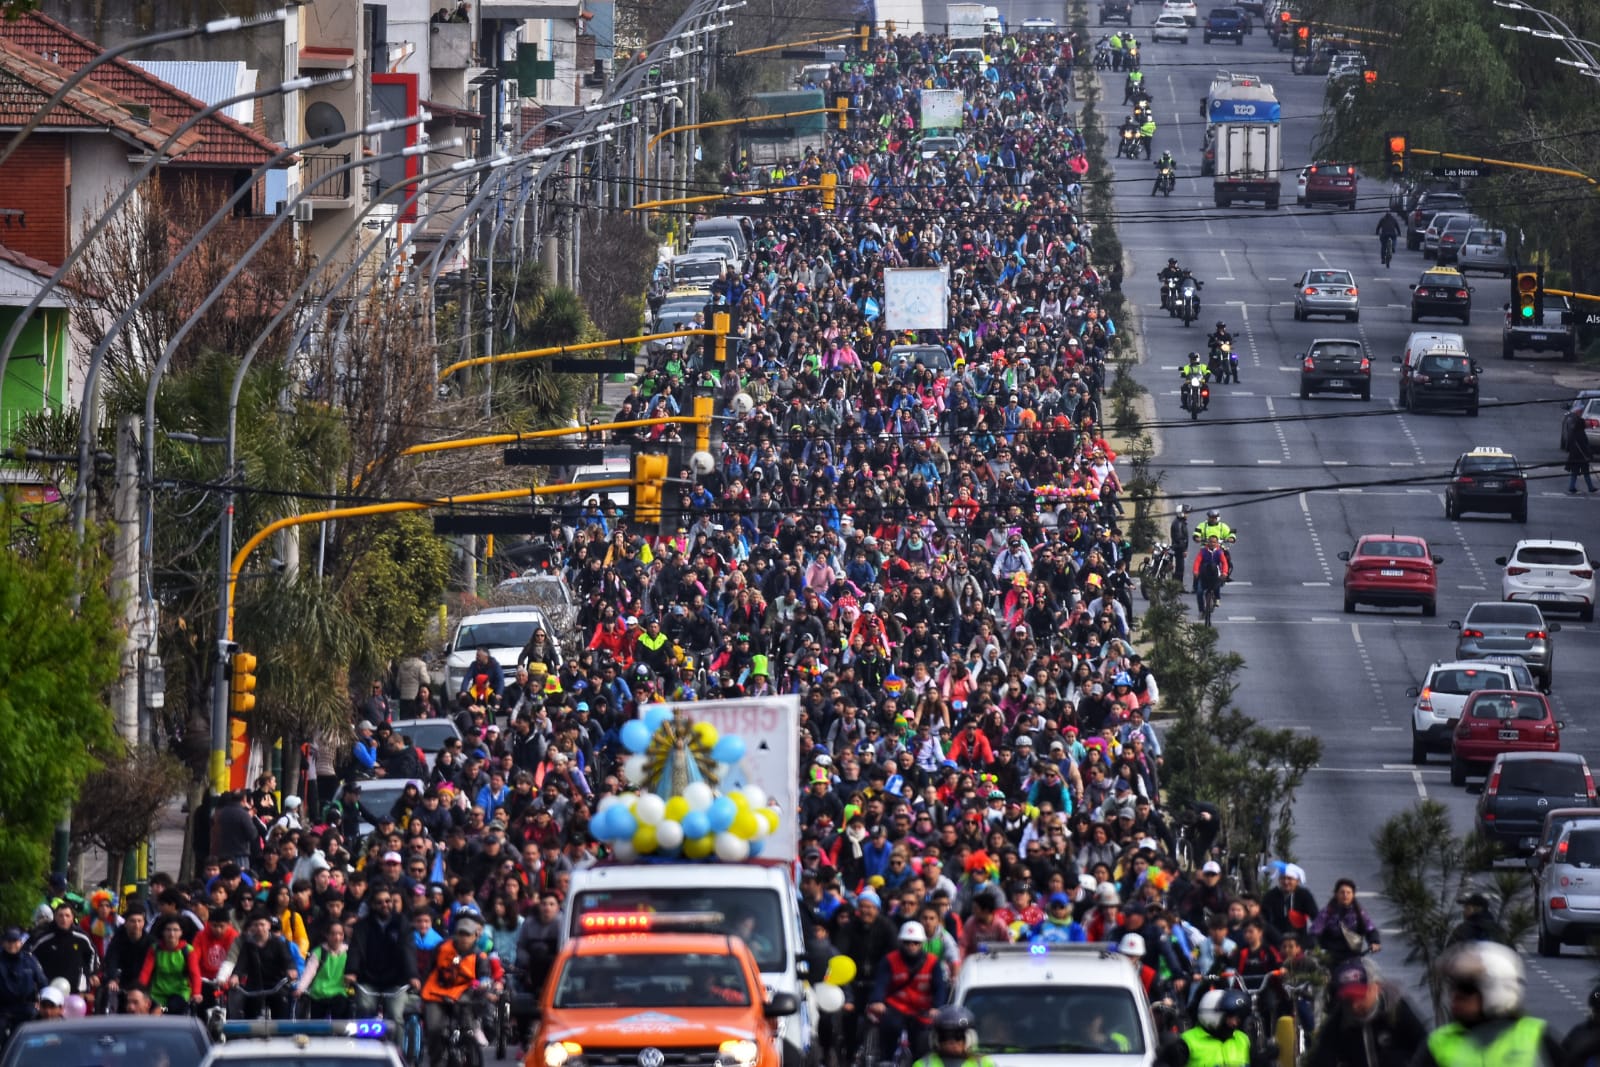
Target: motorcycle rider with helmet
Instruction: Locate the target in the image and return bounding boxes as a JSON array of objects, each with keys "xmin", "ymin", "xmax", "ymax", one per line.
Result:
[
  {"xmin": 868, "ymin": 922, "xmax": 948, "ymax": 1062},
  {"xmin": 1152, "ymin": 151, "xmax": 1177, "ymax": 196},
  {"xmin": 1412, "ymin": 943, "xmax": 1563, "ymax": 1067},
  {"xmin": 1179, "ymin": 353, "xmax": 1207, "ymax": 413},
  {"xmin": 912, "ymin": 1006, "xmax": 998, "ymax": 1067},
  {"xmin": 1560, "ymin": 984, "xmax": 1600, "ymax": 1067},
  {"xmin": 1159, "ymin": 259, "xmax": 1184, "ymax": 309},
  {"xmin": 1207, "ymin": 322, "xmax": 1238, "ymax": 384},
  {"xmin": 1161, "ymin": 989, "xmax": 1275, "ymax": 1067}
]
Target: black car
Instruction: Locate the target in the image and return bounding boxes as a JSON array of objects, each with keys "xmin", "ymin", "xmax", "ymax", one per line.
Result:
[
  {"xmin": 1408, "ymin": 191, "xmax": 1468, "ymax": 250},
  {"xmin": 1397, "ymin": 345, "xmax": 1479, "ymax": 415},
  {"xmin": 1298, "ymin": 337, "xmax": 1370, "ymax": 399},
  {"xmin": 1203, "ymin": 8, "xmax": 1246, "ymax": 42},
  {"xmin": 1445, "ymin": 447, "xmax": 1527, "ymax": 521},
  {"xmin": 1476, "ymin": 752, "xmax": 1595, "ymax": 855},
  {"xmin": 0, "ymin": 1017, "xmax": 212, "ymax": 1067},
  {"xmin": 1410, "ymin": 268, "xmax": 1473, "ymax": 325}
]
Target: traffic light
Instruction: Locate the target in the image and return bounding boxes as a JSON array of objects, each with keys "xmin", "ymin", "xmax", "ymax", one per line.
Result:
[
  {"xmin": 713, "ymin": 310, "xmax": 730, "ymax": 364},
  {"xmin": 229, "ymin": 717, "xmax": 248, "ymax": 764},
  {"xmin": 694, "ymin": 395, "xmax": 714, "ymax": 454},
  {"xmin": 1515, "ymin": 272, "xmax": 1538, "ymax": 321},
  {"xmin": 856, "ymin": 20, "xmax": 872, "ymax": 54},
  {"xmin": 634, "ymin": 452, "xmax": 669, "ymax": 526},
  {"xmin": 229, "ymin": 650, "xmax": 257, "ymax": 715},
  {"xmin": 836, "ymin": 96, "xmax": 850, "ymax": 130},
  {"xmin": 1386, "ymin": 131, "xmax": 1407, "ymax": 177},
  {"xmin": 821, "ymin": 170, "xmax": 838, "ymax": 212}
]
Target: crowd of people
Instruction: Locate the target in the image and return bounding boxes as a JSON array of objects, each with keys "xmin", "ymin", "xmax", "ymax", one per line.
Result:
[{"xmin": 1, "ymin": 22, "xmax": 1595, "ymax": 1067}]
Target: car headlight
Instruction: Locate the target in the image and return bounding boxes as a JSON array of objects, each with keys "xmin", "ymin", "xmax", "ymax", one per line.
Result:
[
  {"xmin": 718, "ymin": 1039, "xmax": 760, "ymax": 1067},
  {"xmin": 545, "ymin": 1041, "xmax": 583, "ymax": 1067}
]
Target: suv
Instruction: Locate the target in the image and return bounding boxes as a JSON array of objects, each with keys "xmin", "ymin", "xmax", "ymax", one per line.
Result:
[
  {"xmin": 1395, "ymin": 342, "xmax": 1478, "ymax": 413},
  {"xmin": 1444, "ymin": 447, "xmax": 1526, "ymax": 522},
  {"xmin": 443, "ymin": 606, "xmax": 552, "ymax": 695},
  {"xmin": 1502, "ymin": 291, "xmax": 1576, "ymax": 361},
  {"xmin": 1100, "ymin": 0, "xmax": 1133, "ymax": 23},
  {"xmin": 952, "ymin": 943, "xmax": 1157, "ymax": 1063},
  {"xmin": 1302, "ymin": 162, "xmax": 1358, "ymax": 210},
  {"xmin": 1498, "ymin": 538, "xmax": 1597, "ymax": 621},
  {"xmin": 1478, "ymin": 752, "xmax": 1592, "ymax": 857},
  {"xmin": 1408, "ymin": 659, "xmax": 1533, "ymax": 764},
  {"xmin": 1204, "ymin": 8, "xmax": 1246, "ymax": 42},
  {"xmin": 1408, "ymin": 191, "xmax": 1468, "ymax": 250},
  {"xmin": 1538, "ymin": 809, "xmax": 1600, "ymax": 956},
  {"xmin": 1451, "ymin": 599, "xmax": 1559, "ymax": 689}
]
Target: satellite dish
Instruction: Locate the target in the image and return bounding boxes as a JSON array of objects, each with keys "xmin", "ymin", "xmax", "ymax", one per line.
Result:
[
  {"xmin": 304, "ymin": 102, "xmax": 347, "ymax": 139},
  {"xmin": 690, "ymin": 450, "xmax": 715, "ymax": 475},
  {"xmin": 731, "ymin": 392, "xmax": 754, "ymax": 414}
]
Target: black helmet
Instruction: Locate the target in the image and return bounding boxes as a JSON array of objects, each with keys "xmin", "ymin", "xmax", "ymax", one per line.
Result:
[
  {"xmin": 933, "ymin": 1006, "xmax": 976, "ymax": 1045},
  {"xmin": 633, "ymin": 663, "xmax": 653, "ymax": 682},
  {"xmin": 1187, "ymin": 351, "xmax": 1201, "ymax": 360},
  {"xmin": 1207, "ymin": 508, "xmax": 1220, "ymax": 519},
  {"xmin": 1218, "ymin": 990, "xmax": 1249, "ymax": 1017},
  {"xmin": 1167, "ymin": 258, "xmax": 1178, "ymax": 265},
  {"xmin": 1215, "ymin": 321, "xmax": 1226, "ymax": 329}
]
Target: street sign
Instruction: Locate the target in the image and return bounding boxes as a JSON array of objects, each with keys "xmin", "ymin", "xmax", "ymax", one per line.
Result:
[
  {"xmin": 1433, "ymin": 165, "xmax": 1485, "ymax": 178},
  {"xmin": 1584, "ymin": 312, "xmax": 1600, "ymax": 326},
  {"xmin": 505, "ymin": 447, "xmax": 605, "ymax": 466},
  {"xmin": 433, "ymin": 514, "xmax": 549, "ymax": 536}
]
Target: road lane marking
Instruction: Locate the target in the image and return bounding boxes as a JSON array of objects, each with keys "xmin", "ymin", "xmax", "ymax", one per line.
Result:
[
  {"xmin": 1298, "ymin": 492, "xmax": 1334, "ymax": 581},
  {"xmin": 1302, "ymin": 581, "xmax": 1330, "ymax": 586},
  {"xmin": 1218, "ymin": 249, "xmax": 1235, "ymax": 281},
  {"xmin": 1350, "ymin": 622, "xmax": 1390, "ymax": 714},
  {"xmin": 1257, "ymin": 459, "xmax": 1282, "ymax": 464},
  {"xmin": 1265, "ymin": 396, "xmax": 1291, "ymax": 458},
  {"xmin": 1412, "ymin": 769, "xmax": 1428, "ymax": 798}
]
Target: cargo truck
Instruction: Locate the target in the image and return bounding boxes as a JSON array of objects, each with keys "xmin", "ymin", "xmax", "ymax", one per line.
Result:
[
  {"xmin": 947, "ymin": 2, "xmax": 986, "ymax": 39},
  {"xmin": 1208, "ymin": 83, "xmax": 1281, "ymax": 208}
]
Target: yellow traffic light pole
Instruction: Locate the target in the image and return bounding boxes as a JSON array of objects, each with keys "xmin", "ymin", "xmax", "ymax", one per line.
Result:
[
  {"xmin": 437, "ymin": 326, "xmax": 725, "ymax": 381},
  {"xmin": 1408, "ymin": 149, "xmax": 1598, "ymax": 187},
  {"xmin": 631, "ymin": 181, "xmax": 826, "ymax": 212},
  {"xmin": 731, "ymin": 29, "xmax": 858, "ymax": 57},
  {"xmin": 647, "ymin": 107, "xmax": 845, "ymax": 153}
]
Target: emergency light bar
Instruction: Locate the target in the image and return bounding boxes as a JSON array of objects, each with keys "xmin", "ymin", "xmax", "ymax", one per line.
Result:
[
  {"xmin": 577, "ymin": 910, "xmax": 726, "ymax": 934},
  {"xmin": 220, "ymin": 1020, "xmax": 393, "ymax": 1040}
]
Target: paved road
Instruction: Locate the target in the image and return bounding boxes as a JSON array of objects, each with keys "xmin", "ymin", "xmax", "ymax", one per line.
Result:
[{"xmin": 1097, "ymin": 8, "xmax": 1600, "ymax": 1029}]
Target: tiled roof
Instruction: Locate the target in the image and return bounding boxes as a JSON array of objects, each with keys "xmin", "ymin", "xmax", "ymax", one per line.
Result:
[
  {"xmin": 0, "ymin": 37, "xmax": 194, "ymax": 155},
  {"xmin": 0, "ymin": 12, "xmax": 285, "ymax": 168}
]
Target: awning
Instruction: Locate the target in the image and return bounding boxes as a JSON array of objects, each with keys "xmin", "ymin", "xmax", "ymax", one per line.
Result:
[{"xmin": 423, "ymin": 99, "xmax": 482, "ymax": 129}]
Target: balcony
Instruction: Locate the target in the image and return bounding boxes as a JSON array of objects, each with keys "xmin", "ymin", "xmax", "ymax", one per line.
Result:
[
  {"xmin": 430, "ymin": 21, "xmax": 474, "ymax": 69},
  {"xmin": 301, "ymin": 151, "xmax": 353, "ymax": 200}
]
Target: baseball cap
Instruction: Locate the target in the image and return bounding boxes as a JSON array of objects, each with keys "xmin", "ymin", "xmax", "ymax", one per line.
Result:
[
  {"xmin": 1048, "ymin": 892, "xmax": 1071, "ymax": 908},
  {"xmin": 1, "ymin": 927, "xmax": 22, "ymax": 941},
  {"xmin": 1331, "ymin": 958, "xmax": 1372, "ymax": 999},
  {"xmin": 382, "ymin": 851, "xmax": 403, "ymax": 864},
  {"xmin": 357, "ymin": 720, "xmax": 376, "ymax": 732},
  {"xmin": 1202, "ymin": 861, "xmax": 1223, "ymax": 875},
  {"xmin": 40, "ymin": 987, "xmax": 65, "ymax": 1006}
]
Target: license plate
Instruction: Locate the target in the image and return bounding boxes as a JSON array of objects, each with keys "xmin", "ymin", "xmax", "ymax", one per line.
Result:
[
  {"xmin": 1480, "ymin": 480, "xmax": 1503, "ymax": 488},
  {"xmin": 1499, "ymin": 729, "xmax": 1521, "ymax": 741},
  {"xmin": 1534, "ymin": 592, "xmax": 1564, "ymax": 601},
  {"xmin": 1530, "ymin": 334, "xmax": 1548, "ymax": 341},
  {"xmin": 1380, "ymin": 569, "xmax": 1405, "ymax": 577},
  {"xmin": 1327, "ymin": 379, "xmax": 1346, "ymax": 388}
]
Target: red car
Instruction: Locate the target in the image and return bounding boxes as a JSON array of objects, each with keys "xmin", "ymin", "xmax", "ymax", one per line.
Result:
[
  {"xmin": 1304, "ymin": 162, "xmax": 1358, "ymax": 210},
  {"xmin": 1340, "ymin": 534, "xmax": 1442, "ymax": 616},
  {"xmin": 1451, "ymin": 689, "xmax": 1561, "ymax": 786}
]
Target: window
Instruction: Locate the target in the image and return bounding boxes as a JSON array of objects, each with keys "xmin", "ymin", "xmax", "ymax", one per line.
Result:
[
  {"xmin": 553, "ymin": 952, "xmax": 752, "ymax": 1009},
  {"xmin": 1360, "ymin": 540, "xmax": 1425, "ymax": 559},
  {"xmin": 455, "ymin": 621, "xmax": 538, "ymax": 650},
  {"xmin": 1498, "ymin": 760, "xmax": 1585, "ymax": 796},
  {"xmin": 1564, "ymin": 830, "xmax": 1600, "ymax": 869},
  {"xmin": 1460, "ymin": 456, "xmax": 1518, "ymax": 475},
  {"xmin": 1431, "ymin": 669, "xmax": 1506, "ymax": 696},
  {"xmin": 1466, "ymin": 603, "xmax": 1541, "ymax": 625},
  {"xmin": 1515, "ymin": 547, "xmax": 1586, "ymax": 567},
  {"xmin": 963, "ymin": 986, "xmax": 1146, "ymax": 1055},
  {"xmin": 569, "ymin": 888, "xmax": 787, "ymax": 971},
  {"xmin": 1420, "ymin": 354, "xmax": 1468, "ymax": 374}
]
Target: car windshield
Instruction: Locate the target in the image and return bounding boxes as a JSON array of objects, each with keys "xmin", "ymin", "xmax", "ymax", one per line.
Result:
[
  {"xmin": 1516, "ymin": 546, "xmax": 1586, "ymax": 567},
  {"xmin": 1307, "ymin": 271, "xmax": 1351, "ymax": 285},
  {"xmin": 568, "ymin": 888, "xmax": 787, "ymax": 971},
  {"xmin": 341, "ymin": 781, "xmax": 412, "ymax": 816},
  {"xmin": 1466, "ymin": 604, "xmax": 1543, "ymax": 625},
  {"xmin": 1359, "ymin": 540, "xmax": 1426, "ymax": 558},
  {"xmin": 1429, "ymin": 668, "xmax": 1507, "ymax": 695},
  {"xmin": 1501, "ymin": 761, "xmax": 1586, "ymax": 797},
  {"xmin": 1563, "ymin": 830, "xmax": 1600, "ymax": 869},
  {"xmin": 397, "ymin": 722, "xmax": 459, "ymax": 752},
  {"xmin": 1467, "ymin": 695, "xmax": 1546, "ymax": 721},
  {"xmin": 455, "ymin": 621, "xmax": 536, "ymax": 650},
  {"xmin": 552, "ymin": 952, "xmax": 751, "ymax": 1009},
  {"xmin": 964, "ymin": 986, "xmax": 1146, "ymax": 1055},
  {"xmin": 674, "ymin": 261, "xmax": 724, "ymax": 282},
  {"xmin": 4, "ymin": 1028, "xmax": 206, "ymax": 1067}
]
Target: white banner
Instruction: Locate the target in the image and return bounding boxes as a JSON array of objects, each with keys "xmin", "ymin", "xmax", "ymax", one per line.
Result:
[
  {"xmin": 919, "ymin": 89, "xmax": 965, "ymax": 130},
  {"xmin": 883, "ymin": 267, "xmax": 950, "ymax": 331},
  {"xmin": 638, "ymin": 695, "xmax": 801, "ymax": 862}
]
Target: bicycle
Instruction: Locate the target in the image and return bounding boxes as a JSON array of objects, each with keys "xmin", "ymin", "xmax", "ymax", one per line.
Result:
[
  {"xmin": 233, "ymin": 979, "xmax": 296, "ymax": 1021},
  {"xmin": 355, "ymin": 983, "xmax": 417, "ymax": 1061},
  {"xmin": 432, "ymin": 995, "xmax": 487, "ymax": 1067},
  {"xmin": 1223, "ymin": 971, "xmax": 1279, "ymax": 1055},
  {"xmin": 1196, "ymin": 579, "xmax": 1221, "ymax": 626},
  {"xmin": 1379, "ymin": 233, "xmax": 1395, "ymax": 268},
  {"xmin": 196, "ymin": 978, "xmax": 229, "ymax": 1040}
]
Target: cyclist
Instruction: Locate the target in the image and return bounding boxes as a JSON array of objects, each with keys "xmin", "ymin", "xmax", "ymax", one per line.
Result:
[
  {"xmin": 912, "ymin": 1006, "xmax": 995, "ymax": 1067},
  {"xmin": 421, "ymin": 912, "xmax": 505, "ymax": 1066},
  {"xmin": 1192, "ymin": 509, "xmax": 1236, "ymax": 583},
  {"xmin": 1192, "ymin": 536, "xmax": 1230, "ymax": 618},
  {"xmin": 348, "ymin": 886, "xmax": 420, "ymax": 1029},
  {"xmin": 1304, "ymin": 958, "xmax": 1426, "ymax": 1067},
  {"xmin": 135, "ymin": 917, "xmax": 202, "ymax": 1016},
  {"xmin": 867, "ymin": 922, "xmax": 948, "ymax": 1063},
  {"xmin": 1375, "ymin": 211, "xmax": 1403, "ymax": 267},
  {"xmin": 216, "ymin": 910, "xmax": 298, "ymax": 1020}
]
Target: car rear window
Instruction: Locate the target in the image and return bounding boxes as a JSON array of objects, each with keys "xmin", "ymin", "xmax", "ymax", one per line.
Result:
[
  {"xmin": 1468, "ymin": 694, "xmax": 1546, "ymax": 721},
  {"xmin": 1307, "ymin": 271, "xmax": 1351, "ymax": 285},
  {"xmin": 1458, "ymin": 456, "xmax": 1518, "ymax": 474},
  {"xmin": 1314, "ymin": 343, "xmax": 1363, "ymax": 360},
  {"xmin": 1430, "ymin": 668, "xmax": 1506, "ymax": 695},
  {"xmin": 1419, "ymin": 354, "xmax": 1469, "ymax": 374},
  {"xmin": 1466, "ymin": 230, "xmax": 1504, "ymax": 247},
  {"xmin": 1564, "ymin": 830, "xmax": 1600, "ymax": 869},
  {"xmin": 1515, "ymin": 546, "xmax": 1586, "ymax": 567},
  {"xmin": 1500, "ymin": 760, "xmax": 1586, "ymax": 795},
  {"xmin": 1466, "ymin": 603, "xmax": 1542, "ymax": 624},
  {"xmin": 1360, "ymin": 540, "xmax": 1426, "ymax": 558}
]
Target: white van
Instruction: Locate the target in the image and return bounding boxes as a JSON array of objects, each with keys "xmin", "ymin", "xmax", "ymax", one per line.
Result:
[
  {"xmin": 1399, "ymin": 331, "xmax": 1466, "ymax": 373},
  {"xmin": 563, "ymin": 862, "xmax": 818, "ymax": 1067},
  {"xmin": 691, "ymin": 215, "xmax": 752, "ymax": 258}
]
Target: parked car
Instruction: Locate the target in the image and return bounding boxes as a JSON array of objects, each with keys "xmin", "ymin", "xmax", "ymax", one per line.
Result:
[
  {"xmin": 1498, "ymin": 538, "xmax": 1597, "ymax": 622},
  {"xmin": 1432, "ymin": 214, "xmax": 1482, "ymax": 266},
  {"xmin": 1558, "ymin": 390, "xmax": 1600, "ymax": 452},
  {"xmin": 1451, "ymin": 600, "xmax": 1559, "ymax": 689},
  {"xmin": 1407, "ymin": 191, "xmax": 1468, "ymax": 251},
  {"xmin": 1451, "ymin": 690, "xmax": 1560, "ymax": 786},
  {"xmin": 1476, "ymin": 752, "xmax": 1592, "ymax": 858}
]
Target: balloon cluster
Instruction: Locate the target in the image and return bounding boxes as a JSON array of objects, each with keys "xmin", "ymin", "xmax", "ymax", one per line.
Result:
[
  {"xmin": 812, "ymin": 955, "xmax": 857, "ymax": 1014},
  {"xmin": 589, "ymin": 707, "xmax": 781, "ymax": 863}
]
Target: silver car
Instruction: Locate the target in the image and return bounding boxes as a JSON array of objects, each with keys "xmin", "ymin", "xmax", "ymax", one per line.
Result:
[
  {"xmin": 1559, "ymin": 391, "xmax": 1600, "ymax": 452},
  {"xmin": 1424, "ymin": 211, "xmax": 1475, "ymax": 259},
  {"xmin": 1450, "ymin": 601, "xmax": 1560, "ymax": 689},
  {"xmin": 1538, "ymin": 816, "xmax": 1600, "ymax": 956},
  {"xmin": 1458, "ymin": 228, "xmax": 1514, "ymax": 276},
  {"xmin": 1293, "ymin": 268, "xmax": 1360, "ymax": 322},
  {"xmin": 388, "ymin": 718, "xmax": 462, "ymax": 770},
  {"xmin": 1433, "ymin": 215, "xmax": 1481, "ymax": 266}
]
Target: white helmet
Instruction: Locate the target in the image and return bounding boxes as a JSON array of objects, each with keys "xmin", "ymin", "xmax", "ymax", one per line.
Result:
[
  {"xmin": 1116, "ymin": 933, "xmax": 1146, "ymax": 960},
  {"xmin": 1078, "ymin": 873, "xmax": 1099, "ymax": 894},
  {"xmin": 898, "ymin": 921, "xmax": 927, "ymax": 944},
  {"xmin": 1440, "ymin": 942, "xmax": 1524, "ymax": 1018}
]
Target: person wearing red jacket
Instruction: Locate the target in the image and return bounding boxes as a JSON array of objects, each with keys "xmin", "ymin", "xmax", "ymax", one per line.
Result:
[
  {"xmin": 947, "ymin": 721, "xmax": 994, "ymax": 768},
  {"xmin": 192, "ymin": 908, "xmax": 239, "ymax": 982}
]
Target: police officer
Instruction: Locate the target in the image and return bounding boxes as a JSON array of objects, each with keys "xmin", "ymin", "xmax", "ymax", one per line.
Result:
[
  {"xmin": 1179, "ymin": 353, "xmax": 1207, "ymax": 414},
  {"xmin": 1169, "ymin": 505, "xmax": 1190, "ymax": 590},
  {"xmin": 1413, "ymin": 943, "xmax": 1563, "ymax": 1067},
  {"xmin": 868, "ymin": 922, "xmax": 947, "ymax": 1062},
  {"xmin": 1139, "ymin": 116, "xmax": 1157, "ymax": 159},
  {"xmin": 912, "ymin": 1006, "xmax": 997, "ymax": 1067},
  {"xmin": 1125, "ymin": 68, "xmax": 1146, "ymax": 105},
  {"xmin": 1162, "ymin": 988, "xmax": 1272, "ymax": 1067},
  {"xmin": 1109, "ymin": 30, "xmax": 1125, "ymax": 70}
]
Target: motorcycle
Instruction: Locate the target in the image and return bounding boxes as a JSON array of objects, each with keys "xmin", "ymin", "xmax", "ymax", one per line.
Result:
[
  {"xmin": 1162, "ymin": 275, "xmax": 1179, "ymax": 314},
  {"xmin": 1182, "ymin": 373, "xmax": 1211, "ymax": 420},
  {"xmin": 1177, "ymin": 277, "xmax": 1202, "ymax": 326},
  {"xmin": 1132, "ymin": 101, "xmax": 1151, "ymax": 125},
  {"xmin": 1095, "ymin": 42, "xmax": 1114, "ymax": 69},
  {"xmin": 1118, "ymin": 124, "xmax": 1140, "ymax": 158},
  {"xmin": 1207, "ymin": 340, "xmax": 1238, "ymax": 382},
  {"xmin": 1139, "ymin": 541, "xmax": 1177, "ymax": 598},
  {"xmin": 1153, "ymin": 163, "xmax": 1176, "ymax": 197}
]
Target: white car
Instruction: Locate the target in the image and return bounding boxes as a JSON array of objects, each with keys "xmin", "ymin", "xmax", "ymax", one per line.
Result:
[
  {"xmin": 1499, "ymin": 539, "xmax": 1597, "ymax": 621},
  {"xmin": 1021, "ymin": 17, "xmax": 1057, "ymax": 31},
  {"xmin": 1408, "ymin": 659, "xmax": 1536, "ymax": 764},
  {"xmin": 202, "ymin": 1027, "xmax": 403, "ymax": 1067},
  {"xmin": 1162, "ymin": 0, "xmax": 1199, "ymax": 24},
  {"xmin": 444, "ymin": 605, "xmax": 553, "ymax": 694},
  {"xmin": 1152, "ymin": 13, "xmax": 1190, "ymax": 42},
  {"xmin": 952, "ymin": 943, "xmax": 1158, "ymax": 1066}
]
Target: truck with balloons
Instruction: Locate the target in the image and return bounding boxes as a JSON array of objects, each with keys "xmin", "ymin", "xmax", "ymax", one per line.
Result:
[{"xmin": 562, "ymin": 698, "xmax": 827, "ymax": 1067}]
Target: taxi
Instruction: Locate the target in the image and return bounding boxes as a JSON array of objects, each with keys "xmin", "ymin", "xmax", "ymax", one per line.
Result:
[
  {"xmin": 1410, "ymin": 266, "xmax": 1473, "ymax": 325},
  {"xmin": 530, "ymin": 918, "xmax": 798, "ymax": 1067}
]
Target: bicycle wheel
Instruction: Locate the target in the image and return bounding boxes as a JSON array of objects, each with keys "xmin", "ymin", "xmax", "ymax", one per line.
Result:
[
  {"xmin": 495, "ymin": 1001, "xmax": 509, "ymax": 1060},
  {"xmin": 855, "ymin": 1027, "xmax": 881, "ymax": 1067},
  {"xmin": 405, "ymin": 1015, "xmax": 425, "ymax": 1067},
  {"xmin": 1175, "ymin": 834, "xmax": 1194, "ymax": 873},
  {"xmin": 1201, "ymin": 588, "xmax": 1217, "ymax": 625}
]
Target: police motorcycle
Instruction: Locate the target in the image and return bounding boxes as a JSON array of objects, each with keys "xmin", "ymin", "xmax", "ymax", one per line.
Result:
[
  {"xmin": 1175, "ymin": 272, "xmax": 1203, "ymax": 326},
  {"xmin": 1180, "ymin": 356, "xmax": 1211, "ymax": 420},
  {"xmin": 1118, "ymin": 117, "xmax": 1142, "ymax": 158},
  {"xmin": 1152, "ymin": 159, "xmax": 1176, "ymax": 196}
]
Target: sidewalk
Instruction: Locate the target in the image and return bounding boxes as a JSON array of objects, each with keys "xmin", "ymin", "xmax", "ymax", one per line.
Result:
[{"xmin": 77, "ymin": 797, "xmax": 190, "ymax": 893}]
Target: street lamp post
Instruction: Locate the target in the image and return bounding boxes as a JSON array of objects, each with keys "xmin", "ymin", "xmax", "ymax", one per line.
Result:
[{"xmin": 1494, "ymin": 1, "xmax": 1600, "ymax": 76}]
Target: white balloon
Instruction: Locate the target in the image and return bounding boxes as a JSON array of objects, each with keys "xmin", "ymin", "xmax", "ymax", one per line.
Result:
[
  {"xmin": 596, "ymin": 794, "xmax": 622, "ymax": 813},
  {"xmin": 655, "ymin": 819, "xmax": 685, "ymax": 850},
  {"xmin": 813, "ymin": 983, "xmax": 846, "ymax": 1013},
  {"xmin": 623, "ymin": 754, "xmax": 647, "ymax": 784},
  {"xmin": 682, "ymin": 781, "xmax": 715, "ymax": 811},
  {"xmin": 635, "ymin": 793, "xmax": 667, "ymax": 826},
  {"xmin": 714, "ymin": 831, "xmax": 750, "ymax": 862},
  {"xmin": 740, "ymin": 784, "xmax": 768, "ymax": 810},
  {"xmin": 611, "ymin": 840, "xmax": 638, "ymax": 863},
  {"xmin": 49, "ymin": 978, "xmax": 71, "ymax": 996}
]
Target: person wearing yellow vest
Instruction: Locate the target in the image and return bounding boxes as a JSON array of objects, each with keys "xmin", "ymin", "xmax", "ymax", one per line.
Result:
[
  {"xmin": 1161, "ymin": 989, "xmax": 1271, "ymax": 1067},
  {"xmin": 1414, "ymin": 943, "xmax": 1564, "ymax": 1067},
  {"xmin": 911, "ymin": 1006, "xmax": 997, "ymax": 1067}
]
